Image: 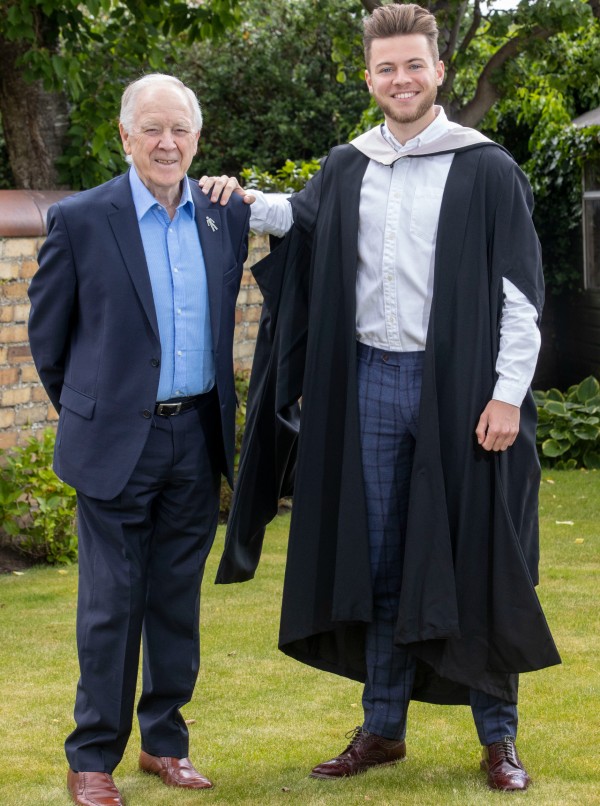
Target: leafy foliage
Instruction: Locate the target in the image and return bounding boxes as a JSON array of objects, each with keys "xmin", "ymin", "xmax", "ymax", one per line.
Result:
[
  {"xmin": 240, "ymin": 159, "xmax": 322, "ymax": 194},
  {"xmin": 478, "ymin": 20, "xmax": 600, "ymax": 294},
  {"xmin": 534, "ymin": 377, "xmax": 600, "ymax": 469},
  {"xmin": 0, "ymin": 430, "xmax": 77, "ymax": 564},
  {"xmin": 1, "ymin": 1, "xmax": 240, "ymax": 93},
  {"xmin": 179, "ymin": 0, "xmax": 370, "ymax": 178},
  {"xmin": 0, "ymin": 0, "xmax": 241, "ymax": 189}
]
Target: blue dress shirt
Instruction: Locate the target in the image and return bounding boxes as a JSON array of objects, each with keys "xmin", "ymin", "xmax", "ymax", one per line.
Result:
[{"xmin": 129, "ymin": 166, "xmax": 214, "ymax": 401}]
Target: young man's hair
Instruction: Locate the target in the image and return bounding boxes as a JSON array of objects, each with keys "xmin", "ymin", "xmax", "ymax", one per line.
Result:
[{"xmin": 363, "ymin": 3, "xmax": 440, "ymax": 66}]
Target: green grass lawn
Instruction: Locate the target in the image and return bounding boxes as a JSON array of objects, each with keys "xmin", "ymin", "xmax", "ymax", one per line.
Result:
[{"xmin": 0, "ymin": 470, "xmax": 598, "ymax": 805}]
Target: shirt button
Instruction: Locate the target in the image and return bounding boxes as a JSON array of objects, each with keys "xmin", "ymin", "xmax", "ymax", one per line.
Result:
[
  {"xmin": 177, "ymin": 308, "xmax": 182, "ymax": 315},
  {"xmin": 142, "ymin": 409, "xmax": 152, "ymax": 418},
  {"xmin": 150, "ymin": 358, "xmax": 160, "ymax": 367},
  {"xmin": 177, "ymin": 350, "xmax": 182, "ymax": 356},
  {"xmin": 173, "ymin": 267, "xmax": 179, "ymax": 273}
]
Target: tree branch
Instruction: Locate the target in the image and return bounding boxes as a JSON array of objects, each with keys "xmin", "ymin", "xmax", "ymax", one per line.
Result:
[
  {"xmin": 439, "ymin": 0, "xmax": 471, "ymax": 63},
  {"xmin": 360, "ymin": 0, "xmax": 382, "ymax": 12},
  {"xmin": 438, "ymin": 0, "xmax": 480, "ymax": 103},
  {"xmin": 450, "ymin": 26, "xmax": 553, "ymax": 127}
]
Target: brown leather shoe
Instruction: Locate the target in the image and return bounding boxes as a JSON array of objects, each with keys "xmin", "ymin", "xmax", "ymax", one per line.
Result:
[
  {"xmin": 139, "ymin": 750, "xmax": 213, "ymax": 789},
  {"xmin": 310, "ymin": 726, "xmax": 406, "ymax": 779},
  {"xmin": 481, "ymin": 737, "xmax": 531, "ymax": 791},
  {"xmin": 67, "ymin": 769, "xmax": 123, "ymax": 806}
]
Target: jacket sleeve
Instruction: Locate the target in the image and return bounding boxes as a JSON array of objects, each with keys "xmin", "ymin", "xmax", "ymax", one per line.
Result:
[
  {"xmin": 226, "ymin": 193, "xmax": 251, "ymax": 270},
  {"xmin": 28, "ymin": 204, "xmax": 77, "ymax": 412}
]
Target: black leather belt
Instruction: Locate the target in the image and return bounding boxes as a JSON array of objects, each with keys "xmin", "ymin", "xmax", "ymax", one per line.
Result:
[{"xmin": 154, "ymin": 395, "xmax": 202, "ymax": 416}]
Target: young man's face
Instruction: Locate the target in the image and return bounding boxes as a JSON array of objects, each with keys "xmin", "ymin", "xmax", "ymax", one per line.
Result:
[{"xmin": 365, "ymin": 33, "xmax": 444, "ymax": 142}]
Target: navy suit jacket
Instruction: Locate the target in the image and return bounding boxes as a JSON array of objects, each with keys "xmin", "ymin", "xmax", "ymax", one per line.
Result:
[{"xmin": 28, "ymin": 171, "xmax": 250, "ymax": 500}]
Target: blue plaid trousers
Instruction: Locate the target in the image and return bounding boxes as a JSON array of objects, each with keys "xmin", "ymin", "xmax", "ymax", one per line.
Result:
[{"xmin": 356, "ymin": 341, "xmax": 517, "ymax": 745}]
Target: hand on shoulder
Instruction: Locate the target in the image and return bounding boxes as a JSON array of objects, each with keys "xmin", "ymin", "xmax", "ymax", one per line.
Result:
[{"xmin": 199, "ymin": 175, "xmax": 256, "ymax": 206}]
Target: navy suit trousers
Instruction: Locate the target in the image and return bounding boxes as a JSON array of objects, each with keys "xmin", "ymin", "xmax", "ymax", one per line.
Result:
[
  {"xmin": 65, "ymin": 392, "xmax": 222, "ymax": 773},
  {"xmin": 356, "ymin": 342, "xmax": 518, "ymax": 745}
]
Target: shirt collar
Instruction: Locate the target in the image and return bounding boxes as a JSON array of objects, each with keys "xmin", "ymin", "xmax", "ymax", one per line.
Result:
[
  {"xmin": 128, "ymin": 164, "xmax": 195, "ymax": 221},
  {"xmin": 381, "ymin": 106, "xmax": 451, "ymax": 154}
]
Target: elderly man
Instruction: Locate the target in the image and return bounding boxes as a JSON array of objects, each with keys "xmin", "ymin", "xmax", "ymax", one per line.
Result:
[
  {"xmin": 28, "ymin": 74, "xmax": 250, "ymax": 805},
  {"xmin": 202, "ymin": 2, "xmax": 560, "ymax": 793}
]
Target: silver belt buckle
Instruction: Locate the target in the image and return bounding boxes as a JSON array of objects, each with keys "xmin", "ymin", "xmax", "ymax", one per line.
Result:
[{"xmin": 156, "ymin": 402, "xmax": 182, "ymax": 416}]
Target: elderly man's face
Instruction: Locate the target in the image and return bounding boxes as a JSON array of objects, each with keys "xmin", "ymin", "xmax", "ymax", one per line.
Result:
[{"xmin": 119, "ymin": 85, "xmax": 199, "ymax": 202}]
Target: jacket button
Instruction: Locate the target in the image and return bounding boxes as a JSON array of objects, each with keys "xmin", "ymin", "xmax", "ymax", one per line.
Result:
[
  {"xmin": 142, "ymin": 409, "xmax": 152, "ymax": 418},
  {"xmin": 150, "ymin": 358, "xmax": 160, "ymax": 367}
]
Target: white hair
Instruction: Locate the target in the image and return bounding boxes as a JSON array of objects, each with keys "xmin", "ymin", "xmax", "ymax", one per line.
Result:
[{"xmin": 119, "ymin": 73, "xmax": 203, "ymax": 134}]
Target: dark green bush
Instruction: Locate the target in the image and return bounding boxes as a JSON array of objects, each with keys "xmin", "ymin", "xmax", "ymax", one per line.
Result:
[
  {"xmin": 0, "ymin": 430, "xmax": 77, "ymax": 564},
  {"xmin": 534, "ymin": 376, "xmax": 600, "ymax": 469}
]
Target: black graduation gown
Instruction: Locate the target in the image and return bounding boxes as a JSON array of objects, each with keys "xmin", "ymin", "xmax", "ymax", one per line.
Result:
[{"xmin": 218, "ymin": 142, "xmax": 561, "ymax": 704}]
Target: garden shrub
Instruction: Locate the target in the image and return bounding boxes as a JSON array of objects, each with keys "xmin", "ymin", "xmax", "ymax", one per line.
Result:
[
  {"xmin": 240, "ymin": 159, "xmax": 321, "ymax": 194},
  {"xmin": 0, "ymin": 429, "xmax": 77, "ymax": 564},
  {"xmin": 534, "ymin": 376, "xmax": 600, "ymax": 469}
]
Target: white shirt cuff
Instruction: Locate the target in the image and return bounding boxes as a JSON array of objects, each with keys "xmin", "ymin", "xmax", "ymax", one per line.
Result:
[{"xmin": 249, "ymin": 191, "xmax": 293, "ymax": 237}]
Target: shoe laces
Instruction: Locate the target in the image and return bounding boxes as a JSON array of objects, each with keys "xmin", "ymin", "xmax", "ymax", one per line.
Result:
[
  {"xmin": 345, "ymin": 726, "xmax": 369, "ymax": 746},
  {"xmin": 493, "ymin": 736, "xmax": 518, "ymax": 765}
]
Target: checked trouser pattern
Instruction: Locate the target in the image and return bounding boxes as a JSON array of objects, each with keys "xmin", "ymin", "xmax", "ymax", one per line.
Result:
[{"xmin": 356, "ymin": 341, "xmax": 517, "ymax": 745}]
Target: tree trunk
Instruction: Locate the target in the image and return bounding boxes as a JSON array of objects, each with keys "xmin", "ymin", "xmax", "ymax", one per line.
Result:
[{"xmin": 0, "ymin": 35, "xmax": 69, "ymax": 189}]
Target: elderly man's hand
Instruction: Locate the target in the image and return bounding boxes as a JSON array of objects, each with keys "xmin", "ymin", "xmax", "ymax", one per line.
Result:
[
  {"xmin": 199, "ymin": 175, "xmax": 256, "ymax": 206},
  {"xmin": 475, "ymin": 399, "xmax": 520, "ymax": 452}
]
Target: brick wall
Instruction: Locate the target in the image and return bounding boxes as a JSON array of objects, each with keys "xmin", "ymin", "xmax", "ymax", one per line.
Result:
[
  {"xmin": 0, "ymin": 234, "xmax": 53, "ymax": 449},
  {"xmin": 0, "ymin": 190, "xmax": 267, "ymax": 450}
]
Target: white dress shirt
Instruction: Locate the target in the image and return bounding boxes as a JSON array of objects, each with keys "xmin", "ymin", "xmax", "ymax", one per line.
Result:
[{"xmin": 249, "ymin": 111, "xmax": 540, "ymax": 407}]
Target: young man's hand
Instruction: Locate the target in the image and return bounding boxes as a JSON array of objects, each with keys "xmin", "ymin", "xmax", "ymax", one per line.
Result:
[
  {"xmin": 475, "ymin": 400, "xmax": 520, "ymax": 452},
  {"xmin": 199, "ymin": 175, "xmax": 256, "ymax": 206}
]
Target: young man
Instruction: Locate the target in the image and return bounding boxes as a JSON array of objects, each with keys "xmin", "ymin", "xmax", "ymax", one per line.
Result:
[
  {"xmin": 203, "ymin": 3, "xmax": 559, "ymax": 792},
  {"xmin": 29, "ymin": 74, "xmax": 250, "ymax": 805}
]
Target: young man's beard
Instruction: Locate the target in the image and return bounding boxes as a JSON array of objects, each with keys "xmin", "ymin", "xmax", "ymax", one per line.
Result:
[{"xmin": 377, "ymin": 85, "xmax": 438, "ymax": 128}]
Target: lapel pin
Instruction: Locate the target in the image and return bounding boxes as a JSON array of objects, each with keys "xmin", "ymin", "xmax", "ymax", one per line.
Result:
[{"xmin": 206, "ymin": 216, "xmax": 218, "ymax": 232}]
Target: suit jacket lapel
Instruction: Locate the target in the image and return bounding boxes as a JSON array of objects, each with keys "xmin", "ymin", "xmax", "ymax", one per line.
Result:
[
  {"xmin": 191, "ymin": 185, "xmax": 223, "ymax": 349},
  {"xmin": 106, "ymin": 173, "xmax": 160, "ymax": 343}
]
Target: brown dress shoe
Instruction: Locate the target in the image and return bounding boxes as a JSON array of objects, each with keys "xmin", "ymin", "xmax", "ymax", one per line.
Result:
[
  {"xmin": 139, "ymin": 750, "xmax": 213, "ymax": 789},
  {"xmin": 310, "ymin": 726, "xmax": 406, "ymax": 779},
  {"xmin": 481, "ymin": 737, "xmax": 531, "ymax": 791},
  {"xmin": 67, "ymin": 769, "xmax": 123, "ymax": 806}
]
